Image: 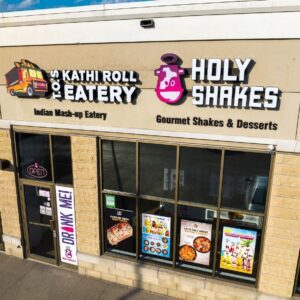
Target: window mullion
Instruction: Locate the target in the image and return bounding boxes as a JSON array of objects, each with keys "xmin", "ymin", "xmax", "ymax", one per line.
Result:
[{"xmin": 212, "ymin": 148, "xmax": 225, "ymax": 276}]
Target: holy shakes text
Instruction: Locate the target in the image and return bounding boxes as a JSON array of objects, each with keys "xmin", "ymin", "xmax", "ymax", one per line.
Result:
[{"xmin": 191, "ymin": 58, "xmax": 280, "ymax": 109}]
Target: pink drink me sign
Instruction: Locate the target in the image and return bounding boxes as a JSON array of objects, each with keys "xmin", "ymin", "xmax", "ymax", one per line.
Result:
[{"xmin": 155, "ymin": 53, "xmax": 185, "ymax": 104}]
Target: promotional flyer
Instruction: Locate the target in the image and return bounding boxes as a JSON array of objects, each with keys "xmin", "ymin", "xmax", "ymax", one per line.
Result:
[
  {"xmin": 56, "ymin": 186, "xmax": 77, "ymax": 266},
  {"xmin": 179, "ymin": 219, "xmax": 212, "ymax": 266},
  {"xmin": 106, "ymin": 208, "xmax": 134, "ymax": 253},
  {"xmin": 142, "ymin": 214, "xmax": 171, "ymax": 258},
  {"xmin": 220, "ymin": 226, "xmax": 257, "ymax": 274}
]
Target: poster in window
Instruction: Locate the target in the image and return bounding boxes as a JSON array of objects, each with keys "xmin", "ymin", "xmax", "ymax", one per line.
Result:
[
  {"xmin": 142, "ymin": 214, "xmax": 171, "ymax": 258},
  {"xmin": 106, "ymin": 208, "xmax": 134, "ymax": 253},
  {"xmin": 179, "ymin": 220, "xmax": 212, "ymax": 266},
  {"xmin": 220, "ymin": 226, "xmax": 257, "ymax": 274}
]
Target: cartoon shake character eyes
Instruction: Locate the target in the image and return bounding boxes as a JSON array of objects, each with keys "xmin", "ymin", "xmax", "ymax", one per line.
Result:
[{"xmin": 155, "ymin": 53, "xmax": 185, "ymax": 104}]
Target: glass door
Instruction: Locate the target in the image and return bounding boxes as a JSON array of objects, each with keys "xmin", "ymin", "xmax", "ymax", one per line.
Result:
[{"xmin": 20, "ymin": 180, "xmax": 58, "ymax": 264}]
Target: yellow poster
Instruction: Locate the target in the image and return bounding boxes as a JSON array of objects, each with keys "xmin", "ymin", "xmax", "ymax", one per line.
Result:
[{"xmin": 220, "ymin": 226, "xmax": 257, "ymax": 274}]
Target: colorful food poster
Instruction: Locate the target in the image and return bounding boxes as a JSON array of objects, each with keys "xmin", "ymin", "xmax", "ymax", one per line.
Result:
[
  {"xmin": 220, "ymin": 226, "xmax": 257, "ymax": 274},
  {"xmin": 106, "ymin": 208, "xmax": 134, "ymax": 253},
  {"xmin": 142, "ymin": 214, "xmax": 171, "ymax": 258},
  {"xmin": 179, "ymin": 220, "xmax": 212, "ymax": 266}
]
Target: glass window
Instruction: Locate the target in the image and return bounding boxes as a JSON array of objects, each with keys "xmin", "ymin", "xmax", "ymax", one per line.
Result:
[
  {"xmin": 295, "ymin": 253, "xmax": 300, "ymax": 294},
  {"xmin": 36, "ymin": 70, "xmax": 43, "ymax": 79},
  {"xmin": 221, "ymin": 151, "xmax": 271, "ymax": 213},
  {"xmin": 179, "ymin": 147, "xmax": 221, "ymax": 206},
  {"xmin": 297, "ymin": 271, "xmax": 300, "ymax": 294},
  {"xmin": 216, "ymin": 211, "xmax": 263, "ymax": 282},
  {"xmin": 52, "ymin": 136, "xmax": 73, "ymax": 185},
  {"xmin": 177, "ymin": 205, "xmax": 216, "ymax": 272},
  {"xmin": 99, "ymin": 140, "xmax": 270, "ymax": 284},
  {"xmin": 24, "ymin": 185, "xmax": 52, "ymax": 225},
  {"xmin": 103, "ymin": 194, "xmax": 136, "ymax": 256},
  {"xmin": 29, "ymin": 68, "xmax": 37, "ymax": 78},
  {"xmin": 16, "ymin": 133, "xmax": 52, "ymax": 182},
  {"xmin": 102, "ymin": 140, "xmax": 135, "ymax": 193},
  {"xmin": 140, "ymin": 143, "xmax": 176, "ymax": 199},
  {"xmin": 140, "ymin": 199, "xmax": 174, "ymax": 264}
]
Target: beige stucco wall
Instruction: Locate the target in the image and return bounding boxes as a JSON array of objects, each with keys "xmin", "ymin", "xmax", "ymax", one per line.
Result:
[
  {"xmin": 0, "ymin": 129, "xmax": 23, "ymax": 257},
  {"xmin": 0, "ymin": 40, "xmax": 299, "ymax": 142},
  {"xmin": 259, "ymin": 153, "xmax": 300, "ymax": 298},
  {"xmin": 72, "ymin": 135, "xmax": 100, "ymax": 256},
  {"xmin": 0, "ymin": 39, "xmax": 299, "ymax": 298}
]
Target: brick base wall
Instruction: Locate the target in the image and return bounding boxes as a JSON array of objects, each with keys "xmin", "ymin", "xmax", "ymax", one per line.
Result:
[
  {"xmin": 78, "ymin": 252, "xmax": 289, "ymax": 300},
  {"xmin": 258, "ymin": 153, "xmax": 300, "ymax": 298},
  {"xmin": 0, "ymin": 129, "xmax": 23, "ymax": 257}
]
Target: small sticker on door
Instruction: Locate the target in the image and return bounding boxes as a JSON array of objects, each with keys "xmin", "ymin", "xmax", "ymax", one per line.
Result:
[
  {"xmin": 40, "ymin": 205, "xmax": 46, "ymax": 215},
  {"xmin": 39, "ymin": 189, "xmax": 50, "ymax": 198},
  {"xmin": 45, "ymin": 207, "xmax": 52, "ymax": 216}
]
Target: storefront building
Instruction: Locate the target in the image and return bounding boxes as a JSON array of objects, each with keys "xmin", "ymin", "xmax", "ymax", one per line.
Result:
[{"xmin": 0, "ymin": 0, "xmax": 300, "ymax": 299}]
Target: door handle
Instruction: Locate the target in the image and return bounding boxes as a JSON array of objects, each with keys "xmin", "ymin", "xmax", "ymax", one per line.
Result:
[{"xmin": 50, "ymin": 219, "xmax": 56, "ymax": 231}]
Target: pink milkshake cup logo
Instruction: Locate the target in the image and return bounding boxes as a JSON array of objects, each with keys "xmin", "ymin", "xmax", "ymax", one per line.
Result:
[{"xmin": 155, "ymin": 53, "xmax": 185, "ymax": 104}]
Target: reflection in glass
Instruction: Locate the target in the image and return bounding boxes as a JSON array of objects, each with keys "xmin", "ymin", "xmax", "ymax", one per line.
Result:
[
  {"xmin": 296, "ymin": 266, "xmax": 300, "ymax": 293},
  {"xmin": 52, "ymin": 136, "xmax": 73, "ymax": 185},
  {"xmin": 103, "ymin": 195, "xmax": 136, "ymax": 256},
  {"xmin": 28, "ymin": 223, "xmax": 55, "ymax": 259},
  {"xmin": 102, "ymin": 141, "xmax": 136, "ymax": 193},
  {"xmin": 16, "ymin": 133, "xmax": 52, "ymax": 181},
  {"xmin": 140, "ymin": 143, "xmax": 176, "ymax": 199},
  {"xmin": 221, "ymin": 151, "xmax": 271, "ymax": 213},
  {"xmin": 216, "ymin": 211, "xmax": 263, "ymax": 282},
  {"xmin": 177, "ymin": 205, "xmax": 216, "ymax": 272},
  {"xmin": 140, "ymin": 199, "xmax": 174, "ymax": 263},
  {"xmin": 179, "ymin": 147, "xmax": 221, "ymax": 205},
  {"xmin": 24, "ymin": 185, "xmax": 52, "ymax": 224}
]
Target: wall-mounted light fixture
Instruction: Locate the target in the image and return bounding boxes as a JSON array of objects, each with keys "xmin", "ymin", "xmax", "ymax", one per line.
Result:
[
  {"xmin": 267, "ymin": 144, "xmax": 276, "ymax": 153},
  {"xmin": 0, "ymin": 159, "xmax": 12, "ymax": 171},
  {"xmin": 140, "ymin": 19, "xmax": 155, "ymax": 29}
]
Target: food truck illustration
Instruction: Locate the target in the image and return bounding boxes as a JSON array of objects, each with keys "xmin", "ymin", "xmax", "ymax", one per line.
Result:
[{"xmin": 5, "ymin": 59, "xmax": 48, "ymax": 97}]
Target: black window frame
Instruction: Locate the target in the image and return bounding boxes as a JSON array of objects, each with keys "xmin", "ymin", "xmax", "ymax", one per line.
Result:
[
  {"xmin": 99, "ymin": 138, "xmax": 273, "ymax": 286},
  {"xmin": 14, "ymin": 131, "xmax": 73, "ymax": 186},
  {"xmin": 294, "ymin": 251, "xmax": 300, "ymax": 295}
]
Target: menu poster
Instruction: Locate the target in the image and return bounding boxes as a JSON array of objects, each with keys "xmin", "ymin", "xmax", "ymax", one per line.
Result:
[
  {"xmin": 220, "ymin": 226, "xmax": 257, "ymax": 275},
  {"xmin": 179, "ymin": 220, "xmax": 212, "ymax": 266},
  {"xmin": 106, "ymin": 208, "xmax": 134, "ymax": 253},
  {"xmin": 142, "ymin": 214, "xmax": 171, "ymax": 258}
]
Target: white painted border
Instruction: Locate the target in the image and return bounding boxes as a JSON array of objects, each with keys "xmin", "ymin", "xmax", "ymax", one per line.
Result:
[
  {"xmin": 1, "ymin": 1, "xmax": 300, "ymax": 45},
  {"xmin": 0, "ymin": 120, "xmax": 298, "ymax": 153},
  {"xmin": 1, "ymin": 12, "xmax": 300, "ymax": 47}
]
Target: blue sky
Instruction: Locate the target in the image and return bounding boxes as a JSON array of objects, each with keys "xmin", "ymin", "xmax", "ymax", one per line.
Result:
[{"xmin": 0, "ymin": 0, "xmax": 149, "ymax": 12}]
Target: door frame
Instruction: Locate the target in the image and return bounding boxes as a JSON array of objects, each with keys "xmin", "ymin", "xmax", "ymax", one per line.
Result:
[
  {"xmin": 19, "ymin": 178, "xmax": 59, "ymax": 265},
  {"xmin": 0, "ymin": 211, "xmax": 4, "ymax": 251}
]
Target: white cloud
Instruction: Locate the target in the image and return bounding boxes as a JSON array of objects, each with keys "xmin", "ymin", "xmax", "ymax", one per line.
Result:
[
  {"xmin": 94, "ymin": 0, "xmax": 134, "ymax": 3},
  {"xmin": 7, "ymin": 0, "xmax": 39, "ymax": 10}
]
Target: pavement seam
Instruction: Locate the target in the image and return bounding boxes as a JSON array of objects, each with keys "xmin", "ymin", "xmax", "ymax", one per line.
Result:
[{"xmin": 98, "ymin": 284, "xmax": 109, "ymax": 300}]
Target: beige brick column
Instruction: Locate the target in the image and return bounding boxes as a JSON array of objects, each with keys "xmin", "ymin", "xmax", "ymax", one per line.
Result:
[
  {"xmin": 258, "ymin": 153, "xmax": 300, "ymax": 298},
  {"xmin": 0, "ymin": 129, "xmax": 23, "ymax": 257},
  {"xmin": 72, "ymin": 136, "xmax": 100, "ymax": 256}
]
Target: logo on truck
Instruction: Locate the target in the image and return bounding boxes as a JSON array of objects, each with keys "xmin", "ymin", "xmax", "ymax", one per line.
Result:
[
  {"xmin": 155, "ymin": 53, "xmax": 185, "ymax": 104},
  {"xmin": 5, "ymin": 59, "xmax": 48, "ymax": 98}
]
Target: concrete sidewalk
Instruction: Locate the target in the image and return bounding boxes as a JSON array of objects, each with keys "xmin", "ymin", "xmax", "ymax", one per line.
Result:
[{"xmin": 0, "ymin": 253, "xmax": 174, "ymax": 300}]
